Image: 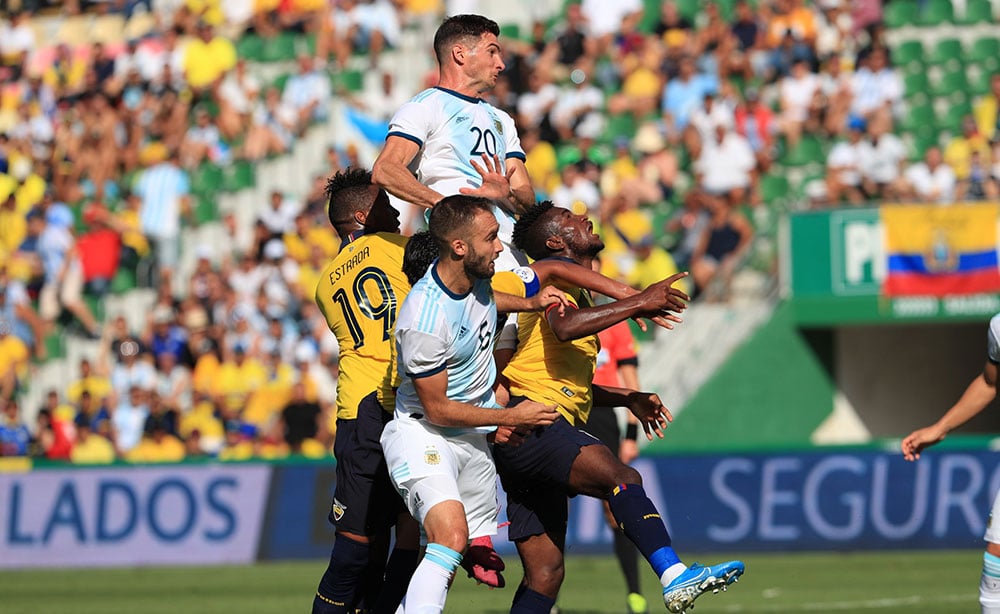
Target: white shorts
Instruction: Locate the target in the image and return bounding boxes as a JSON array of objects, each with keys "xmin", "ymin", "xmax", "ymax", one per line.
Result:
[
  {"xmin": 986, "ymin": 490, "xmax": 1000, "ymax": 544},
  {"xmin": 380, "ymin": 416, "xmax": 498, "ymax": 540}
]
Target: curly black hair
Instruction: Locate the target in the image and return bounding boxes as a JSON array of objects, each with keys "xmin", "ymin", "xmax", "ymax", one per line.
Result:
[
  {"xmin": 325, "ymin": 167, "xmax": 374, "ymax": 230},
  {"xmin": 512, "ymin": 200, "xmax": 560, "ymax": 261},
  {"xmin": 402, "ymin": 231, "xmax": 439, "ymax": 285}
]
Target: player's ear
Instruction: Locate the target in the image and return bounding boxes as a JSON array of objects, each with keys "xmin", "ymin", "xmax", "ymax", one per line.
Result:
[
  {"xmin": 452, "ymin": 43, "xmax": 466, "ymax": 65},
  {"xmin": 544, "ymin": 235, "xmax": 564, "ymax": 252},
  {"xmin": 354, "ymin": 209, "xmax": 368, "ymax": 225},
  {"xmin": 451, "ymin": 238, "xmax": 467, "ymax": 257}
]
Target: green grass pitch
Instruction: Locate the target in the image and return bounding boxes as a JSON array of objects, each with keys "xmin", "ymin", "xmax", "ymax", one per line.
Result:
[{"xmin": 0, "ymin": 550, "xmax": 980, "ymax": 613}]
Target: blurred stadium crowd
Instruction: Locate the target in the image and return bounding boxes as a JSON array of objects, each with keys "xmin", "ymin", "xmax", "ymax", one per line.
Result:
[{"xmin": 0, "ymin": 0, "xmax": 998, "ymax": 464}]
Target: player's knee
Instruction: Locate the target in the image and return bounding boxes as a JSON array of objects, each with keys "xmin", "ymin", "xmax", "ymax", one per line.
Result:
[
  {"xmin": 613, "ymin": 465, "xmax": 642, "ymax": 488},
  {"xmin": 525, "ymin": 558, "xmax": 565, "ymax": 594}
]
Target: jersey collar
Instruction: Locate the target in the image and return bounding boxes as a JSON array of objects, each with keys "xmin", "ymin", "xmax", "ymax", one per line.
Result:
[
  {"xmin": 431, "ymin": 263, "xmax": 471, "ymax": 299},
  {"xmin": 434, "ymin": 86, "xmax": 482, "ymax": 104},
  {"xmin": 339, "ymin": 229, "xmax": 366, "ymax": 253}
]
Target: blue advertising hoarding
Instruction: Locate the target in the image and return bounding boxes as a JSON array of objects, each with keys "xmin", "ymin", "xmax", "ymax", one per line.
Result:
[{"xmin": 3, "ymin": 448, "xmax": 998, "ymax": 568}]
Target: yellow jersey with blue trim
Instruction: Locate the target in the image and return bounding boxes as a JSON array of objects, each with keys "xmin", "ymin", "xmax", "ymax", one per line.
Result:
[
  {"xmin": 316, "ymin": 232, "xmax": 410, "ymax": 420},
  {"xmin": 503, "ymin": 286, "xmax": 599, "ymax": 425}
]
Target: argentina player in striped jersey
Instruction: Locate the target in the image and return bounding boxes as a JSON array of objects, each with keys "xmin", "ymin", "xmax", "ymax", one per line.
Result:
[{"xmin": 372, "ymin": 14, "xmax": 533, "ymax": 271}]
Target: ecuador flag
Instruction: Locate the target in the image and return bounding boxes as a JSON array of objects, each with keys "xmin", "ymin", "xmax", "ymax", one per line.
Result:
[{"xmin": 882, "ymin": 203, "xmax": 1000, "ymax": 297}]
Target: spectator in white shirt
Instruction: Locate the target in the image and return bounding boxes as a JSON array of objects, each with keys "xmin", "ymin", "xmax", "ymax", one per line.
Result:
[
  {"xmin": 850, "ymin": 47, "xmax": 903, "ymax": 119},
  {"xmin": 180, "ymin": 106, "xmax": 226, "ymax": 168},
  {"xmin": 281, "ymin": 54, "xmax": 332, "ymax": 135},
  {"xmin": 518, "ymin": 69, "xmax": 560, "ymax": 132},
  {"xmin": 551, "ymin": 65, "xmax": 605, "ymax": 142},
  {"xmin": 857, "ymin": 113, "xmax": 908, "ymax": 201},
  {"xmin": 904, "ymin": 146, "xmax": 956, "ymax": 203},
  {"xmin": 216, "ymin": 58, "xmax": 261, "ymax": 140},
  {"xmin": 581, "ymin": 0, "xmax": 643, "ymax": 55},
  {"xmin": 0, "ymin": 11, "xmax": 35, "ymax": 78},
  {"xmin": 825, "ymin": 117, "xmax": 867, "ymax": 205},
  {"xmin": 778, "ymin": 58, "xmax": 821, "ymax": 150},
  {"xmin": 258, "ymin": 190, "xmax": 301, "ymax": 240},
  {"xmin": 551, "ymin": 162, "xmax": 602, "ymax": 218},
  {"xmin": 694, "ymin": 123, "xmax": 757, "ymax": 206}
]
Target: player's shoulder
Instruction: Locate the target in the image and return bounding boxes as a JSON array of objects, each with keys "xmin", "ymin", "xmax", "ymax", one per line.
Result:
[
  {"xmin": 365, "ymin": 231, "xmax": 409, "ymax": 250},
  {"xmin": 989, "ymin": 312, "xmax": 1000, "ymax": 341}
]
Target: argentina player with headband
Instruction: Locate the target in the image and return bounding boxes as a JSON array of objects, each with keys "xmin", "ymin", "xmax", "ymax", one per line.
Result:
[{"xmin": 372, "ymin": 14, "xmax": 533, "ymax": 271}]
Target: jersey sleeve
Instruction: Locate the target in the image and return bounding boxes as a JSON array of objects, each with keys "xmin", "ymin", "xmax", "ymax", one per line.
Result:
[
  {"xmin": 387, "ymin": 100, "xmax": 432, "ymax": 147},
  {"xmin": 988, "ymin": 314, "xmax": 1000, "ymax": 364},
  {"xmin": 397, "ymin": 327, "xmax": 448, "ymax": 378},
  {"xmin": 499, "ymin": 110, "xmax": 525, "ymax": 161},
  {"xmin": 491, "ymin": 267, "xmax": 539, "ymax": 298}
]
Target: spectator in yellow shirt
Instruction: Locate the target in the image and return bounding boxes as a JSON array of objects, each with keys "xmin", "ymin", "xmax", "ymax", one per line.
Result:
[
  {"xmin": 126, "ymin": 414, "xmax": 186, "ymax": 463},
  {"xmin": 70, "ymin": 413, "xmax": 116, "ymax": 464},
  {"xmin": 944, "ymin": 116, "xmax": 991, "ymax": 182},
  {"xmin": 182, "ymin": 22, "xmax": 237, "ymax": 91},
  {"xmin": 974, "ymin": 73, "xmax": 1000, "ymax": 141},
  {"xmin": 66, "ymin": 358, "xmax": 113, "ymax": 405}
]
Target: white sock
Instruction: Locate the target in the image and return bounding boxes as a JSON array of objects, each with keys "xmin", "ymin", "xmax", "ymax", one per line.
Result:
[
  {"xmin": 660, "ymin": 562, "xmax": 688, "ymax": 588},
  {"xmin": 402, "ymin": 543, "xmax": 463, "ymax": 613},
  {"xmin": 981, "ymin": 552, "xmax": 1000, "ymax": 613}
]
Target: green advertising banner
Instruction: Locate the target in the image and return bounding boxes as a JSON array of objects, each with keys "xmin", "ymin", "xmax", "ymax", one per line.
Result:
[{"xmin": 785, "ymin": 207, "xmax": 1000, "ymax": 325}]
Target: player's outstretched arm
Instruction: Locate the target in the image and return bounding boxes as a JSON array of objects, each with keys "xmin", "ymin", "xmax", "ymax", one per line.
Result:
[
  {"xmin": 414, "ymin": 370, "xmax": 559, "ymax": 429},
  {"xmin": 532, "ymin": 261, "xmax": 689, "ymax": 330},
  {"xmin": 593, "ymin": 384, "xmax": 673, "ymax": 441},
  {"xmin": 902, "ymin": 360, "xmax": 999, "ymax": 461},
  {"xmin": 372, "ymin": 135, "xmax": 443, "ymax": 210},
  {"xmin": 546, "ymin": 276, "xmax": 690, "ymax": 342},
  {"xmin": 460, "ymin": 153, "xmax": 533, "ymax": 216},
  {"xmin": 494, "ymin": 286, "xmax": 569, "ymax": 315}
]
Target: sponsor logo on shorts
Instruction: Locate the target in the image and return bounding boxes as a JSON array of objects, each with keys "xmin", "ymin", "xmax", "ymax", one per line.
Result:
[
  {"xmin": 332, "ymin": 498, "xmax": 347, "ymax": 522},
  {"xmin": 424, "ymin": 447, "xmax": 441, "ymax": 465}
]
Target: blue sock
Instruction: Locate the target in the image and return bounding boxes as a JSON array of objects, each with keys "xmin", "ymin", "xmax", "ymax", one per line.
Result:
[
  {"xmin": 372, "ymin": 547, "xmax": 419, "ymax": 614},
  {"xmin": 608, "ymin": 483, "xmax": 680, "ymax": 577},
  {"xmin": 510, "ymin": 586, "xmax": 556, "ymax": 614},
  {"xmin": 313, "ymin": 534, "xmax": 370, "ymax": 614}
]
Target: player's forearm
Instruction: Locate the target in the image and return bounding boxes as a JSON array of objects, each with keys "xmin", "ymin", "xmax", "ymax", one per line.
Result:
[
  {"xmin": 549, "ymin": 297, "xmax": 644, "ymax": 342},
  {"xmin": 592, "ymin": 384, "xmax": 634, "ymax": 409},
  {"xmin": 372, "ymin": 161, "xmax": 442, "ymax": 209},
  {"xmin": 495, "ymin": 291, "xmax": 535, "ymax": 314},
  {"xmin": 532, "ymin": 260, "xmax": 636, "ymax": 299},
  {"xmin": 421, "ymin": 399, "xmax": 507, "ymax": 428},
  {"xmin": 935, "ymin": 374, "xmax": 997, "ymax": 435}
]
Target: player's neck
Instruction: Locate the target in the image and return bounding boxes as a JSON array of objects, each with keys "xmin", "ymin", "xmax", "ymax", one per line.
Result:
[
  {"xmin": 432, "ymin": 260, "xmax": 474, "ymax": 297},
  {"xmin": 436, "ymin": 72, "xmax": 484, "ymax": 99}
]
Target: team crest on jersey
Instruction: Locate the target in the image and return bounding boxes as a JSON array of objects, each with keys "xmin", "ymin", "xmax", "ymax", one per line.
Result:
[
  {"xmin": 494, "ymin": 119, "xmax": 503, "ymax": 134},
  {"xmin": 331, "ymin": 498, "xmax": 347, "ymax": 521},
  {"xmin": 424, "ymin": 447, "xmax": 441, "ymax": 465}
]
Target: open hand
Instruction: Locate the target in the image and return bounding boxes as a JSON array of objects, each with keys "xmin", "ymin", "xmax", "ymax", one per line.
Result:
[
  {"xmin": 626, "ymin": 392, "xmax": 673, "ymax": 440},
  {"xmin": 460, "ymin": 153, "xmax": 513, "ymax": 200}
]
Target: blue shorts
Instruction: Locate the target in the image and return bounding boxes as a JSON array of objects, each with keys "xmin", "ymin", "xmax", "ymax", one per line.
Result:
[
  {"xmin": 491, "ymin": 407, "xmax": 602, "ymax": 542},
  {"xmin": 330, "ymin": 391, "xmax": 405, "ymax": 535}
]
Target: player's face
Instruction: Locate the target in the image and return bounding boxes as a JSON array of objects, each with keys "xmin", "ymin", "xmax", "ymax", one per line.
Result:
[
  {"xmin": 363, "ymin": 186, "xmax": 400, "ymax": 234},
  {"xmin": 468, "ymin": 33, "xmax": 505, "ymax": 90},
  {"xmin": 554, "ymin": 208, "xmax": 604, "ymax": 257},
  {"xmin": 463, "ymin": 210, "xmax": 503, "ymax": 279}
]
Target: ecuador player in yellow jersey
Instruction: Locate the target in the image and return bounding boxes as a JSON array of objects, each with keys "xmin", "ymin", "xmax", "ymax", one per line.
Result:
[
  {"xmin": 495, "ymin": 201, "xmax": 746, "ymax": 614},
  {"xmin": 313, "ymin": 169, "xmax": 420, "ymax": 614}
]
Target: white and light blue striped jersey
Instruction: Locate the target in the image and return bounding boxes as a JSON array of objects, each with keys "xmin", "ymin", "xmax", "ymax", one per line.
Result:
[
  {"xmin": 135, "ymin": 162, "xmax": 189, "ymax": 240},
  {"xmin": 387, "ymin": 87, "xmax": 526, "ymax": 256},
  {"xmin": 394, "ymin": 263, "xmax": 499, "ymax": 434}
]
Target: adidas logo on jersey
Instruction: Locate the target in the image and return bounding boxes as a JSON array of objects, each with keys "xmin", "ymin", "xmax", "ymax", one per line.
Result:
[
  {"xmin": 455, "ymin": 115, "xmax": 469, "ymax": 124},
  {"xmin": 458, "ymin": 326, "xmax": 469, "ymax": 338}
]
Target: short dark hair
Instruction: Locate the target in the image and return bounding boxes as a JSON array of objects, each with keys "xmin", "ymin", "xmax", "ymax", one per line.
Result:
[
  {"xmin": 326, "ymin": 167, "xmax": 374, "ymax": 229},
  {"xmin": 402, "ymin": 231, "xmax": 438, "ymax": 285},
  {"xmin": 512, "ymin": 200, "xmax": 561, "ymax": 261},
  {"xmin": 428, "ymin": 195, "xmax": 494, "ymax": 252},
  {"xmin": 433, "ymin": 14, "xmax": 500, "ymax": 65}
]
